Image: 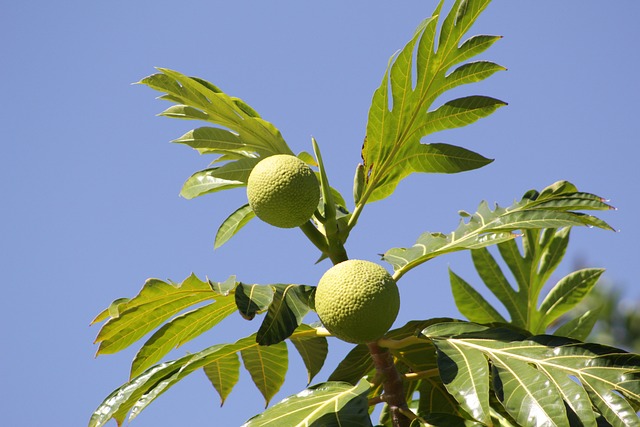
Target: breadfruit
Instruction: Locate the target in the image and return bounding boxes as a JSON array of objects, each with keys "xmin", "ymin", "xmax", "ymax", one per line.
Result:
[
  {"xmin": 247, "ymin": 154, "xmax": 320, "ymax": 228},
  {"xmin": 315, "ymin": 259, "xmax": 400, "ymax": 344}
]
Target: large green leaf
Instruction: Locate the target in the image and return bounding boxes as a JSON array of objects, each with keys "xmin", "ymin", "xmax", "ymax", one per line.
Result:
[
  {"xmin": 139, "ymin": 68, "xmax": 292, "ymax": 159},
  {"xmin": 129, "ymin": 287, "xmax": 238, "ymax": 378},
  {"xmin": 421, "ymin": 322, "xmax": 640, "ymax": 426},
  {"xmin": 256, "ymin": 284, "xmax": 315, "ymax": 346},
  {"xmin": 242, "ymin": 379, "xmax": 373, "ymax": 427},
  {"xmin": 89, "ymin": 326, "xmax": 328, "ymax": 427},
  {"xmin": 361, "ymin": 0, "xmax": 504, "ymax": 204},
  {"xmin": 384, "ymin": 181, "xmax": 614, "ymax": 280},
  {"xmin": 93, "ymin": 274, "xmax": 227, "ymax": 356}
]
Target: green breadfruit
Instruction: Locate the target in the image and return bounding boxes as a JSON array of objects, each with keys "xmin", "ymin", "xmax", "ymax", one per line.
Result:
[
  {"xmin": 246, "ymin": 154, "xmax": 320, "ymax": 228},
  {"xmin": 315, "ymin": 259, "xmax": 400, "ymax": 344}
]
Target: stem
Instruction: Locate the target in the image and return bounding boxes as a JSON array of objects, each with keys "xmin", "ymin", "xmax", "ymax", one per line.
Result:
[
  {"xmin": 299, "ymin": 221, "xmax": 329, "ymax": 254},
  {"xmin": 367, "ymin": 342, "xmax": 412, "ymax": 427}
]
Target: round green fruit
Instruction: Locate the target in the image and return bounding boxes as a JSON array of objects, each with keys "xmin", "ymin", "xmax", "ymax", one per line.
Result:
[
  {"xmin": 246, "ymin": 154, "xmax": 320, "ymax": 228},
  {"xmin": 315, "ymin": 259, "xmax": 400, "ymax": 344}
]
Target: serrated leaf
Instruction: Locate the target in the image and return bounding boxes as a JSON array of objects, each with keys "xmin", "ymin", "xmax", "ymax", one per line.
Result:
[
  {"xmin": 242, "ymin": 379, "xmax": 373, "ymax": 427},
  {"xmin": 235, "ymin": 283, "xmax": 275, "ymax": 321},
  {"xmin": 203, "ymin": 352, "xmax": 241, "ymax": 406},
  {"xmin": 241, "ymin": 340, "xmax": 288, "ymax": 406},
  {"xmin": 537, "ymin": 268, "xmax": 605, "ymax": 331},
  {"xmin": 256, "ymin": 284, "xmax": 314, "ymax": 346},
  {"xmin": 289, "ymin": 324, "xmax": 329, "ymax": 384},
  {"xmin": 214, "ymin": 204, "xmax": 256, "ymax": 249},
  {"xmin": 93, "ymin": 274, "xmax": 217, "ymax": 355},
  {"xmin": 361, "ymin": 0, "xmax": 503, "ymax": 204},
  {"xmin": 173, "ymin": 127, "xmax": 258, "ymax": 157},
  {"xmin": 383, "ymin": 181, "xmax": 614, "ymax": 280},
  {"xmin": 450, "ymin": 268, "xmax": 507, "ymax": 324}
]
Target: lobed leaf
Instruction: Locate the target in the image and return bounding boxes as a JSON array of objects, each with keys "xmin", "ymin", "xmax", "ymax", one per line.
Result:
[
  {"xmin": 93, "ymin": 274, "xmax": 222, "ymax": 356},
  {"xmin": 361, "ymin": 0, "xmax": 504, "ymax": 204},
  {"xmin": 384, "ymin": 181, "xmax": 614, "ymax": 280},
  {"xmin": 242, "ymin": 379, "xmax": 372, "ymax": 427},
  {"xmin": 421, "ymin": 322, "xmax": 640, "ymax": 426},
  {"xmin": 89, "ymin": 326, "xmax": 328, "ymax": 427}
]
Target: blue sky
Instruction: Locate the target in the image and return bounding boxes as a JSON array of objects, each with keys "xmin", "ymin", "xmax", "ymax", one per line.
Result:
[{"xmin": 2, "ymin": 1, "xmax": 639, "ymax": 426}]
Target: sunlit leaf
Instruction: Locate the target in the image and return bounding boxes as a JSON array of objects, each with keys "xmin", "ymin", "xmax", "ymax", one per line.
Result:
[
  {"xmin": 421, "ymin": 321, "xmax": 640, "ymax": 426},
  {"xmin": 93, "ymin": 274, "xmax": 219, "ymax": 355},
  {"xmin": 242, "ymin": 379, "xmax": 372, "ymax": 427},
  {"xmin": 130, "ymin": 287, "xmax": 238, "ymax": 377},
  {"xmin": 241, "ymin": 341, "xmax": 288, "ymax": 406},
  {"xmin": 90, "ymin": 326, "xmax": 328, "ymax": 427},
  {"xmin": 384, "ymin": 181, "xmax": 614, "ymax": 280},
  {"xmin": 203, "ymin": 352, "xmax": 241, "ymax": 406},
  {"xmin": 215, "ymin": 204, "xmax": 256, "ymax": 249},
  {"xmin": 361, "ymin": 0, "xmax": 504, "ymax": 204}
]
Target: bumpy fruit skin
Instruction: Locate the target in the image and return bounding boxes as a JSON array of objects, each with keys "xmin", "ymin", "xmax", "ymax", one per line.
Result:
[
  {"xmin": 315, "ymin": 260, "xmax": 400, "ymax": 344},
  {"xmin": 246, "ymin": 154, "xmax": 320, "ymax": 228}
]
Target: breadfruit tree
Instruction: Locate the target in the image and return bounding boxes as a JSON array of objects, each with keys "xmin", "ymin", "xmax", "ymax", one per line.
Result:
[{"xmin": 89, "ymin": 1, "xmax": 640, "ymax": 426}]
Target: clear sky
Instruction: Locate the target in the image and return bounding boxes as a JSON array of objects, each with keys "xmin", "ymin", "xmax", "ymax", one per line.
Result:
[{"xmin": 2, "ymin": 1, "xmax": 639, "ymax": 426}]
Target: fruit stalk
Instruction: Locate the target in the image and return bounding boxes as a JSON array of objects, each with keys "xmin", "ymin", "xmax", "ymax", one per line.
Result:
[{"xmin": 367, "ymin": 342, "xmax": 412, "ymax": 427}]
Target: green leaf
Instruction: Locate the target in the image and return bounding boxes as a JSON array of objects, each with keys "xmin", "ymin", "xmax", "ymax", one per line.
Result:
[
  {"xmin": 421, "ymin": 322, "xmax": 640, "ymax": 427},
  {"xmin": 90, "ymin": 326, "xmax": 328, "ymax": 427},
  {"xmin": 383, "ymin": 181, "xmax": 614, "ymax": 280},
  {"xmin": 289, "ymin": 324, "xmax": 329, "ymax": 384},
  {"xmin": 537, "ymin": 268, "xmax": 605, "ymax": 331},
  {"xmin": 471, "ymin": 247, "xmax": 525, "ymax": 327},
  {"xmin": 242, "ymin": 379, "xmax": 373, "ymax": 427},
  {"xmin": 256, "ymin": 284, "xmax": 314, "ymax": 345},
  {"xmin": 140, "ymin": 68, "xmax": 292, "ymax": 157},
  {"xmin": 215, "ymin": 204, "xmax": 256, "ymax": 249},
  {"xmin": 203, "ymin": 352, "xmax": 241, "ymax": 406},
  {"xmin": 328, "ymin": 343, "xmax": 374, "ymax": 385},
  {"xmin": 491, "ymin": 357, "xmax": 569, "ymax": 426},
  {"xmin": 361, "ymin": 0, "xmax": 504, "ymax": 204},
  {"xmin": 433, "ymin": 338, "xmax": 492, "ymax": 425},
  {"xmin": 93, "ymin": 274, "xmax": 218, "ymax": 355},
  {"xmin": 179, "ymin": 157, "xmax": 259, "ymax": 199},
  {"xmin": 235, "ymin": 283, "xmax": 275, "ymax": 321},
  {"xmin": 172, "ymin": 127, "xmax": 259, "ymax": 157},
  {"xmin": 554, "ymin": 307, "xmax": 602, "ymax": 341},
  {"xmin": 129, "ymin": 284, "xmax": 238, "ymax": 377},
  {"xmin": 450, "ymin": 268, "xmax": 507, "ymax": 324},
  {"xmin": 241, "ymin": 340, "xmax": 288, "ymax": 406},
  {"xmin": 537, "ymin": 227, "xmax": 571, "ymax": 286}
]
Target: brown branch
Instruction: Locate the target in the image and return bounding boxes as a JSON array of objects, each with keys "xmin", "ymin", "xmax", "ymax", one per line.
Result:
[{"xmin": 367, "ymin": 342, "xmax": 412, "ymax": 427}]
